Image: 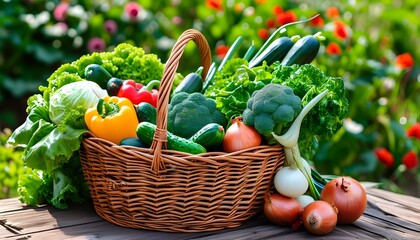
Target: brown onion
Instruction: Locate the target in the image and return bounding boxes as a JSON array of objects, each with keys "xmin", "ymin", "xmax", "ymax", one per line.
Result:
[
  {"xmin": 263, "ymin": 192, "xmax": 303, "ymax": 228},
  {"xmin": 321, "ymin": 176, "xmax": 367, "ymax": 224},
  {"xmin": 302, "ymin": 200, "xmax": 338, "ymax": 235},
  {"xmin": 223, "ymin": 117, "xmax": 261, "ymax": 152}
]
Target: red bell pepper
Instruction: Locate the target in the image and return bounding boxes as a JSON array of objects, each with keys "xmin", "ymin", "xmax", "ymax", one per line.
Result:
[{"xmin": 117, "ymin": 80, "xmax": 160, "ymax": 107}]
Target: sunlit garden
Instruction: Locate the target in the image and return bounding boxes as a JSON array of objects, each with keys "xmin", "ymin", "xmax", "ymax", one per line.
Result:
[{"xmin": 0, "ymin": 0, "xmax": 419, "ymax": 210}]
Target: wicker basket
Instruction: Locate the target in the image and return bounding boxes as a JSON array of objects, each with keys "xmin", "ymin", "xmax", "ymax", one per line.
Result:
[{"xmin": 79, "ymin": 29, "xmax": 285, "ymax": 233}]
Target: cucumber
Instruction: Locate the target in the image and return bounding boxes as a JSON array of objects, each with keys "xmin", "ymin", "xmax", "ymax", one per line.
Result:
[
  {"xmin": 280, "ymin": 33, "xmax": 322, "ymax": 66},
  {"xmin": 106, "ymin": 77, "xmax": 124, "ymax": 96},
  {"xmin": 173, "ymin": 72, "xmax": 203, "ymax": 95},
  {"xmin": 189, "ymin": 123, "xmax": 225, "ymax": 148},
  {"xmin": 135, "ymin": 102, "xmax": 156, "ymax": 124},
  {"xmin": 119, "ymin": 137, "xmax": 149, "ymax": 148},
  {"xmin": 84, "ymin": 64, "xmax": 113, "ymax": 89},
  {"xmin": 248, "ymin": 37, "xmax": 293, "ymax": 68},
  {"xmin": 136, "ymin": 122, "xmax": 207, "ymax": 154}
]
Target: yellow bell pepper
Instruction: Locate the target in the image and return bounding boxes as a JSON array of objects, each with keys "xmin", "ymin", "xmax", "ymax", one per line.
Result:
[{"xmin": 85, "ymin": 96, "xmax": 139, "ymax": 144}]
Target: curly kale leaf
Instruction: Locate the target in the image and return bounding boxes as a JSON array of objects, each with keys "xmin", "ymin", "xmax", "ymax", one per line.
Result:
[{"xmin": 271, "ymin": 63, "xmax": 349, "ymax": 159}]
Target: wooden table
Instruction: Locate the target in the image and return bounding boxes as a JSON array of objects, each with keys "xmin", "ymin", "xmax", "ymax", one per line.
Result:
[{"xmin": 1, "ymin": 188, "xmax": 419, "ymax": 239}]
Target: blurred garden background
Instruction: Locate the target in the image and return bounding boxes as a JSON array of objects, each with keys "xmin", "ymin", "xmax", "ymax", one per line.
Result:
[{"xmin": 1, "ymin": 0, "xmax": 419, "ymax": 199}]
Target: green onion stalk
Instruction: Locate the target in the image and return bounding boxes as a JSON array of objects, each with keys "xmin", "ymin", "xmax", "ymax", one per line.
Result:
[{"xmin": 272, "ymin": 89, "xmax": 328, "ymax": 200}]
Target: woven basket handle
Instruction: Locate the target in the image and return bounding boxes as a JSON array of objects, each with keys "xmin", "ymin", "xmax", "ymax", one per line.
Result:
[{"xmin": 150, "ymin": 29, "xmax": 212, "ymax": 173}]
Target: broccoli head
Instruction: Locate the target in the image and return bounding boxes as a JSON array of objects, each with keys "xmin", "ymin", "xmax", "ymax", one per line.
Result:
[
  {"xmin": 242, "ymin": 83, "xmax": 302, "ymax": 143},
  {"xmin": 168, "ymin": 92, "xmax": 227, "ymax": 138}
]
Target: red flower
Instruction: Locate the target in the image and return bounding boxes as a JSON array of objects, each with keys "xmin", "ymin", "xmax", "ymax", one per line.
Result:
[
  {"xmin": 206, "ymin": 0, "xmax": 223, "ymax": 11},
  {"xmin": 276, "ymin": 10, "xmax": 297, "ymax": 26},
  {"xmin": 333, "ymin": 20, "xmax": 348, "ymax": 40},
  {"xmin": 273, "ymin": 5, "xmax": 283, "ymax": 15},
  {"xmin": 258, "ymin": 28, "xmax": 269, "ymax": 40},
  {"xmin": 402, "ymin": 151, "xmax": 419, "ymax": 170},
  {"xmin": 124, "ymin": 2, "xmax": 141, "ymax": 20},
  {"xmin": 266, "ymin": 18, "xmax": 276, "ymax": 29},
  {"xmin": 310, "ymin": 15, "xmax": 324, "ymax": 27},
  {"xmin": 53, "ymin": 2, "xmax": 69, "ymax": 21},
  {"xmin": 326, "ymin": 6, "xmax": 340, "ymax": 18},
  {"xmin": 326, "ymin": 42, "xmax": 342, "ymax": 55},
  {"xmin": 407, "ymin": 123, "xmax": 420, "ymax": 140},
  {"xmin": 395, "ymin": 53, "xmax": 414, "ymax": 69},
  {"xmin": 374, "ymin": 148, "xmax": 395, "ymax": 168},
  {"xmin": 215, "ymin": 45, "xmax": 229, "ymax": 59}
]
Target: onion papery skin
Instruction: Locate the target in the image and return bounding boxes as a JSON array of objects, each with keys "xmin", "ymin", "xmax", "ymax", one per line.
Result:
[
  {"xmin": 264, "ymin": 193, "xmax": 303, "ymax": 227},
  {"xmin": 302, "ymin": 200, "xmax": 338, "ymax": 235},
  {"xmin": 223, "ymin": 117, "xmax": 261, "ymax": 153},
  {"xmin": 321, "ymin": 176, "xmax": 367, "ymax": 224}
]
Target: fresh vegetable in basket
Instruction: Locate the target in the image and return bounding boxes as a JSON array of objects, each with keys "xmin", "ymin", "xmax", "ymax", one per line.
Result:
[
  {"xmin": 271, "ymin": 63, "xmax": 349, "ymax": 160},
  {"xmin": 173, "ymin": 67, "xmax": 204, "ymax": 95},
  {"xmin": 248, "ymin": 36, "xmax": 294, "ymax": 68},
  {"xmin": 167, "ymin": 92, "xmax": 227, "ymax": 139},
  {"xmin": 85, "ymin": 96, "xmax": 139, "ymax": 144},
  {"xmin": 205, "ymin": 60, "xmax": 272, "ymax": 121},
  {"xmin": 272, "ymin": 90, "xmax": 329, "ymax": 200},
  {"xmin": 7, "ymin": 43, "xmax": 165, "ymax": 209},
  {"xmin": 84, "ymin": 64, "xmax": 113, "ymax": 89},
  {"xmin": 120, "ymin": 137, "xmax": 149, "ymax": 148},
  {"xmin": 223, "ymin": 117, "xmax": 261, "ymax": 153},
  {"xmin": 49, "ymin": 81, "xmax": 108, "ymax": 126},
  {"xmin": 116, "ymin": 79, "xmax": 160, "ymax": 107},
  {"xmin": 135, "ymin": 102, "xmax": 157, "ymax": 124},
  {"xmin": 189, "ymin": 123, "xmax": 225, "ymax": 149},
  {"xmin": 136, "ymin": 121, "xmax": 207, "ymax": 154},
  {"xmin": 280, "ymin": 32, "xmax": 325, "ymax": 66},
  {"xmin": 242, "ymin": 83, "xmax": 302, "ymax": 144}
]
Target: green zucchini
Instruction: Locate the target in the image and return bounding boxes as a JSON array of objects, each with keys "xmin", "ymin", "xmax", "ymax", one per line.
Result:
[
  {"xmin": 135, "ymin": 102, "xmax": 156, "ymax": 124},
  {"xmin": 280, "ymin": 33, "xmax": 323, "ymax": 66},
  {"xmin": 84, "ymin": 64, "xmax": 113, "ymax": 89},
  {"xmin": 119, "ymin": 137, "xmax": 149, "ymax": 148},
  {"xmin": 106, "ymin": 77, "xmax": 124, "ymax": 96},
  {"xmin": 136, "ymin": 122, "xmax": 207, "ymax": 154},
  {"xmin": 173, "ymin": 72, "xmax": 203, "ymax": 95},
  {"xmin": 249, "ymin": 37, "xmax": 293, "ymax": 68},
  {"xmin": 189, "ymin": 123, "xmax": 225, "ymax": 148}
]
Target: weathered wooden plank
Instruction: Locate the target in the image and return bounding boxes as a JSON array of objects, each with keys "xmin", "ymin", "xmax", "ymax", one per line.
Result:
[
  {"xmin": 5, "ymin": 220, "xmax": 221, "ymax": 240},
  {"xmin": 1, "ymin": 188, "xmax": 420, "ymax": 239},
  {"xmin": 0, "ymin": 198, "xmax": 27, "ymax": 213},
  {"xmin": 0, "ymin": 203, "xmax": 103, "ymax": 238},
  {"xmin": 367, "ymin": 189, "xmax": 420, "ymax": 225}
]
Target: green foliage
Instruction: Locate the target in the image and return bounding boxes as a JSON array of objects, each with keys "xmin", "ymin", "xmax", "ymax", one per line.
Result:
[{"xmin": 0, "ymin": 129, "xmax": 24, "ymax": 199}]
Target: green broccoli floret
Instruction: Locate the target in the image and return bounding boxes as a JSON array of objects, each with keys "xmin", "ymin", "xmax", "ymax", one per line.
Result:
[
  {"xmin": 242, "ymin": 83, "xmax": 302, "ymax": 143},
  {"xmin": 168, "ymin": 92, "xmax": 228, "ymax": 139}
]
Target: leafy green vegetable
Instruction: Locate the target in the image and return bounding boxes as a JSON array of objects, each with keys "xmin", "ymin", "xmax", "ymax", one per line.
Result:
[
  {"xmin": 205, "ymin": 59, "xmax": 273, "ymax": 121},
  {"xmin": 49, "ymin": 81, "xmax": 107, "ymax": 125},
  {"xmin": 168, "ymin": 92, "xmax": 227, "ymax": 139},
  {"xmin": 271, "ymin": 63, "xmax": 349, "ymax": 159},
  {"xmin": 7, "ymin": 43, "xmax": 164, "ymax": 209},
  {"xmin": 242, "ymin": 83, "xmax": 302, "ymax": 144}
]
